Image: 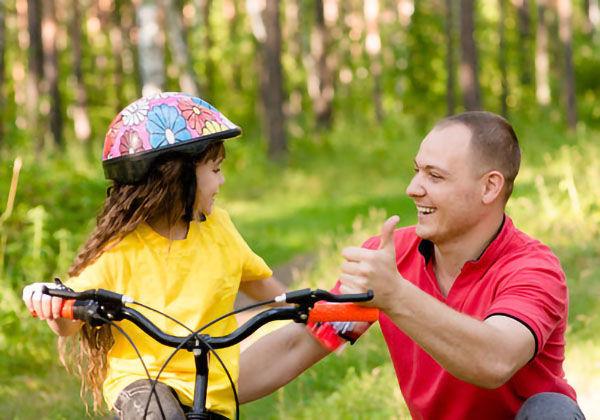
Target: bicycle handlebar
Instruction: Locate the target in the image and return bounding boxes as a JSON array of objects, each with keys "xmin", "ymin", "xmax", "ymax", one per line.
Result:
[{"xmin": 43, "ymin": 287, "xmax": 379, "ymax": 351}]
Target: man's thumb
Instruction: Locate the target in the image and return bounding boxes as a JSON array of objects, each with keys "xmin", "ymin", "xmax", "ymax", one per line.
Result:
[{"xmin": 379, "ymin": 215, "xmax": 400, "ymax": 250}]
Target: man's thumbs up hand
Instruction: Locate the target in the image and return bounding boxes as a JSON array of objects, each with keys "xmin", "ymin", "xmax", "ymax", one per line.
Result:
[
  {"xmin": 379, "ymin": 215, "xmax": 400, "ymax": 251},
  {"xmin": 339, "ymin": 216, "xmax": 402, "ymax": 312}
]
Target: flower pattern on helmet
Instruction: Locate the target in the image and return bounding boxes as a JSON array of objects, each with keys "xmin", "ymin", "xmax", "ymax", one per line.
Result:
[
  {"xmin": 119, "ymin": 129, "xmax": 145, "ymax": 155},
  {"xmin": 122, "ymin": 98, "xmax": 149, "ymax": 126},
  {"xmin": 104, "ymin": 114, "xmax": 123, "ymax": 159},
  {"xmin": 177, "ymin": 98, "xmax": 215, "ymax": 132},
  {"xmin": 203, "ymin": 120, "xmax": 229, "ymax": 135},
  {"xmin": 147, "ymin": 104, "xmax": 192, "ymax": 147}
]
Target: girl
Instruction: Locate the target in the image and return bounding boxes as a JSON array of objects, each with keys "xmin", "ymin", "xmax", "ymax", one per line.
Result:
[{"xmin": 22, "ymin": 93, "xmax": 285, "ymax": 419}]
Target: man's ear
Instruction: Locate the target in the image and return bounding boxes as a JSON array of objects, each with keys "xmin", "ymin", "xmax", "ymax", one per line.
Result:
[{"xmin": 481, "ymin": 171, "xmax": 505, "ymax": 204}]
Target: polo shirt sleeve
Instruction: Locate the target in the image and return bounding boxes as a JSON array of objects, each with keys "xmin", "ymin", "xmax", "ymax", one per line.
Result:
[
  {"xmin": 484, "ymin": 253, "xmax": 567, "ymax": 356},
  {"xmin": 219, "ymin": 209, "xmax": 273, "ymax": 282},
  {"xmin": 65, "ymin": 249, "xmax": 116, "ymax": 292}
]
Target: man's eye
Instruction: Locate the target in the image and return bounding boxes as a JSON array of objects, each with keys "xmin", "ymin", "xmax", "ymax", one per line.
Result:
[{"xmin": 430, "ymin": 173, "xmax": 442, "ymax": 179}]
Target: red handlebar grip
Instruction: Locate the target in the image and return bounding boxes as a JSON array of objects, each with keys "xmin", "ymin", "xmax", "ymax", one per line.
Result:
[
  {"xmin": 308, "ymin": 303, "xmax": 379, "ymax": 323},
  {"xmin": 60, "ymin": 299, "xmax": 75, "ymax": 319}
]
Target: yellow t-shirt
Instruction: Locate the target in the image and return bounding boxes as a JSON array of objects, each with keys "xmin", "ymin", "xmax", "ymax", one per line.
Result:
[{"xmin": 66, "ymin": 207, "xmax": 272, "ymax": 419}]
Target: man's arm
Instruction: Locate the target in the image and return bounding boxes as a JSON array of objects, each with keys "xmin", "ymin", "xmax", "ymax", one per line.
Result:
[
  {"xmin": 340, "ymin": 217, "xmax": 535, "ymax": 389},
  {"xmin": 238, "ymin": 323, "xmax": 331, "ymax": 403},
  {"xmin": 382, "ymin": 281, "xmax": 534, "ymax": 388}
]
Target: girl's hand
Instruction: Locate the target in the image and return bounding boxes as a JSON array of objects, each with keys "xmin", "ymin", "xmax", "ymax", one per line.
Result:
[{"xmin": 22, "ymin": 282, "xmax": 65, "ymax": 320}]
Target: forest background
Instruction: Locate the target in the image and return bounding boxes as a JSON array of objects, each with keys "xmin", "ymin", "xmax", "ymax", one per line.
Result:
[{"xmin": 0, "ymin": 0, "xmax": 599, "ymax": 418}]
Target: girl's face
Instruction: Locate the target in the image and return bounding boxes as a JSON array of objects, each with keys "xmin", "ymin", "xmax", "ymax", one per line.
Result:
[{"xmin": 194, "ymin": 157, "xmax": 225, "ymax": 216}]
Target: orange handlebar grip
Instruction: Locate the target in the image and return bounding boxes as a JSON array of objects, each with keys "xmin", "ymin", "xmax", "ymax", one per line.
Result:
[
  {"xmin": 308, "ymin": 303, "xmax": 379, "ymax": 323},
  {"xmin": 60, "ymin": 300, "xmax": 75, "ymax": 319}
]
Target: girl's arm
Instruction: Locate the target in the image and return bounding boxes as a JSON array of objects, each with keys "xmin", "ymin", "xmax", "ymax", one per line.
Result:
[
  {"xmin": 22, "ymin": 283, "xmax": 83, "ymax": 336},
  {"xmin": 240, "ymin": 276, "xmax": 287, "ymax": 303}
]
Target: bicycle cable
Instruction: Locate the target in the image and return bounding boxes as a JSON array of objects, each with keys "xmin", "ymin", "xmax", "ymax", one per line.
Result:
[
  {"xmin": 131, "ymin": 301, "xmax": 196, "ymax": 419},
  {"xmin": 141, "ymin": 298, "xmax": 277, "ymax": 420},
  {"xmin": 98, "ymin": 315, "xmax": 168, "ymax": 420}
]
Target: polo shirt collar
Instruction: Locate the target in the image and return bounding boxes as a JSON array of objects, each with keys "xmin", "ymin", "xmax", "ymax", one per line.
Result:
[{"xmin": 417, "ymin": 215, "xmax": 515, "ymax": 273}]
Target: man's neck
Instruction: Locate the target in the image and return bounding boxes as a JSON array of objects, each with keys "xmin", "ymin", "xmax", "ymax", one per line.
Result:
[{"xmin": 433, "ymin": 212, "xmax": 504, "ymax": 295}]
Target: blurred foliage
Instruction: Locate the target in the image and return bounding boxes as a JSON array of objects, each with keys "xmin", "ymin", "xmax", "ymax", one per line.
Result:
[
  {"xmin": 0, "ymin": 0, "xmax": 599, "ymax": 417},
  {"xmin": 1, "ymin": 112, "xmax": 599, "ymax": 417}
]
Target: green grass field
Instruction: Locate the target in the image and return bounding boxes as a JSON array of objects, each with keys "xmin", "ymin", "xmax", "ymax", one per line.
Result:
[{"xmin": 1, "ymin": 115, "xmax": 599, "ymax": 418}]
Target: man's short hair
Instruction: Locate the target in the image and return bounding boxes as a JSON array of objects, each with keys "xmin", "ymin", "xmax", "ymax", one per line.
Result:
[{"xmin": 436, "ymin": 111, "xmax": 521, "ymax": 201}]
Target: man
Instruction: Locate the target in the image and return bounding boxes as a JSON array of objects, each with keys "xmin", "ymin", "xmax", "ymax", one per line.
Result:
[{"xmin": 238, "ymin": 112, "xmax": 584, "ymax": 419}]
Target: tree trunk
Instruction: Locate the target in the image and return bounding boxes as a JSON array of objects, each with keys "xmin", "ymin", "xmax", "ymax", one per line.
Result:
[
  {"xmin": 364, "ymin": 0, "xmax": 384, "ymax": 122},
  {"xmin": 136, "ymin": 0, "xmax": 165, "ymax": 96},
  {"xmin": 198, "ymin": 0, "xmax": 214, "ymax": 100},
  {"xmin": 513, "ymin": 0, "xmax": 533, "ymax": 86},
  {"xmin": 117, "ymin": 0, "xmax": 141, "ymax": 102},
  {"xmin": 535, "ymin": 0, "xmax": 551, "ymax": 106},
  {"xmin": 224, "ymin": 0, "xmax": 243, "ymax": 90},
  {"xmin": 459, "ymin": 0, "xmax": 481, "ymax": 110},
  {"xmin": 41, "ymin": 0, "xmax": 62, "ymax": 147},
  {"xmin": 27, "ymin": 0, "xmax": 44, "ymax": 150},
  {"xmin": 284, "ymin": 0, "xmax": 303, "ymax": 117},
  {"xmin": 248, "ymin": 0, "xmax": 286, "ymax": 158},
  {"xmin": 163, "ymin": 0, "xmax": 200, "ymax": 96},
  {"xmin": 445, "ymin": 0, "xmax": 456, "ymax": 115},
  {"xmin": 556, "ymin": 0, "xmax": 577, "ymax": 129},
  {"xmin": 109, "ymin": 0, "xmax": 126, "ymax": 111},
  {"xmin": 308, "ymin": 0, "xmax": 334, "ymax": 128},
  {"xmin": 0, "ymin": 0, "xmax": 6, "ymax": 143},
  {"xmin": 499, "ymin": 0, "xmax": 508, "ymax": 117},
  {"xmin": 584, "ymin": 0, "xmax": 600, "ymax": 34},
  {"xmin": 70, "ymin": 0, "xmax": 91, "ymax": 142}
]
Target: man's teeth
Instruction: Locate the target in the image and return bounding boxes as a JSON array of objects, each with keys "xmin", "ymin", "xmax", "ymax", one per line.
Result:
[{"xmin": 417, "ymin": 206, "xmax": 436, "ymax": 214}]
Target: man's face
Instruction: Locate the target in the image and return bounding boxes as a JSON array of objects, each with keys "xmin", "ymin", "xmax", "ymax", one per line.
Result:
[{"xmin": 406, "ymin": 123, "xmax": 486, "ymax": 245}]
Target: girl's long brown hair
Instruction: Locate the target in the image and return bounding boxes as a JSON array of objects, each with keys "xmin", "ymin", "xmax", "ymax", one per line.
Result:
[{"xmin": 59, "ymin": 142, "xmax": 224, "ymax": 412}]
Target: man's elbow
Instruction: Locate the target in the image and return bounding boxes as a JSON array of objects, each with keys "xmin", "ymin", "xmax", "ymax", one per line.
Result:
[{"xmin": 469, "ymin": 359, "xmax": 518, "ymax": 389}]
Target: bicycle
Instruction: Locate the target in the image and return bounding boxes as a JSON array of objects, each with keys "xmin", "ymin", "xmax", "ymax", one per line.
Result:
[{"xmin": 41, "ymin": 283, "xmax": 379, "ymax": 420}]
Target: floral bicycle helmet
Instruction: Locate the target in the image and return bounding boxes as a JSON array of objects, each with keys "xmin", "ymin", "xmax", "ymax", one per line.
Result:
[{"xmin": 102, "ymin": 92, "xmax": 241, "ymax": 184}]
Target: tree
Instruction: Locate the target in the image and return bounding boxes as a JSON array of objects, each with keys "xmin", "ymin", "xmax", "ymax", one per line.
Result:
[
  {"xmin": 513, "ymin": 0, "xmax": 533, "ymax": 86},
  {"xmin": 162, "ymin": 0, "xmax": 200, "ymax": 96},
  {"xmin": 136, "ymin": 0, "xmax": 165, "ymax": 96},
  {"xmin": 535, "ymin": 0, "xmax": 551, "ymax": 106},
  {"xmin": 27, "ymin": 0, "xmax": 44, "ymax": 149},
  {"xmin": 445, "ymin": 0, "xmax": 456, "ymax": 115},
  {"xmin": 459, "ymin": 0, "xmax": 481, "ymax": 110},
  {"xmin": 0, "ymin": 0, "xmax": 6, "ymax": 143},
  {"xmin": 197, "ymin": 0, "xmax": 214, "ymax": 99},
  {"xmin": 308, "ymin": 0, "xmax": 335, "ymax": 128},
  {"xmin": 499, "ymin": 0, "xmax": 508, "ymax": 116},
  {"xmin": 364, "ymin": 0, "xmax": 384, "ymax": 122},
  {"xmin": 41, "ymin": 0, "xmax": 63, "ymax": 146},
  {"xmin": 247, "ymin": 0, "xmax": 287, "ymax": 158},
  {"xmin": 106, "ymin": 0, "xmax": 127, "ymax": 111},
  {"xmin": 283, "ymin": 0, "xmax": 304, "ymax": 118},
  {"xmin": 584, "ymin": 0, "xmax": 600, "ymax": 35},
  {"xmin": 69, "ymin": 0, "xmax": 91, "ymax": 142},
  {"xmin": 557, "ymin": 0, "xmax": 577, "ymax": 129}
]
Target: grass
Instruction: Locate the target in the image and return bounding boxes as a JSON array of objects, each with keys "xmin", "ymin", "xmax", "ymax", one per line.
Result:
[{"xmin": 1, "ymin": 114, "xmax": 599, "ymax": 418}]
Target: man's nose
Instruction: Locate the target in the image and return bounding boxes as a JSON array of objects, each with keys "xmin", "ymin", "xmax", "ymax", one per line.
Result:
[{"xmin": 406, "ymin": 175, "xmax": 425, "ymax": 197}]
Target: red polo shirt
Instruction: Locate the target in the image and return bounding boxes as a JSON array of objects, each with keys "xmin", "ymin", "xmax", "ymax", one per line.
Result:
[{"xmin": 315, "ymin": 216, "xmax": 576, "ymax": 419}]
